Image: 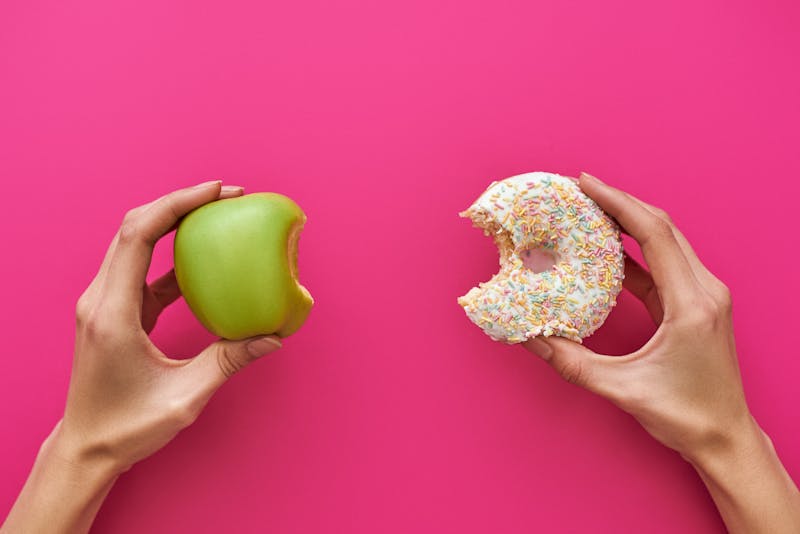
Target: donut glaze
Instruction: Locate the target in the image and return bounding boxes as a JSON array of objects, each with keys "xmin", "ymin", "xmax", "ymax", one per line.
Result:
[{"xmin": 458, "ymin": 172, "xmax": 624, "ymax": 343}]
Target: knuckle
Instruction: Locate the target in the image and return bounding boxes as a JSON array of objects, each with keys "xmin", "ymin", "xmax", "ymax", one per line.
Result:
[
  {"xmin": 714, "ymin": 283, "xmax": 732, "ymax": 312},
  {"xmin": 118, "ymin": 218, "xmax": 141, "ymax": 245},
  {"xmin": 121, "ymin": 208, "xmax": 140, "ymax": 226},
  {"xmin": 168, "ymin": 399, "xmax": 198, "ymax": 428},
  {"xmin": 80, "ymin": 308, "xmax": 115, "ymax": 340},
  {"xmin": 650, "ymin": 206, "xmax": 672, "ymax": 224},
  {"xmin": 557, "ymin": 360, "xmax": 588, "ymax": 387},
  {"xmin": 648, "ymin": 216, "xmax": 673, "ymax": 238},
  {"xmin": 678, "ymin": 297, "xmax": 718, "ymax": 328},
  {"xmin": 216, "ymin": 346, "xmax": 244, "ymax": 378},
  {"xmin": 639, "ymin": 217, "xmax": 673, "ymax": 247},
  {"xmin": 78, "ymin": 300, "xmax": 127, "ymax": 340},
  {"xmin": 163, "ymin": 198, "xmax": 181, "ymax": 222},
  {"xmin": 75, "ymin": 293, "xmax": 92, "ymax": 324}
]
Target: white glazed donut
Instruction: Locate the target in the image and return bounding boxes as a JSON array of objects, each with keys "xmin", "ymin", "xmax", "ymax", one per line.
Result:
[{"xmin": 458, "ymin": 172, "xmax": 624, "ymax": 343}]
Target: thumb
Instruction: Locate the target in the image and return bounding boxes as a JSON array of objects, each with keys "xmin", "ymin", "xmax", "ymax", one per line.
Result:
[
  {"xmin": 523, "ymin": 336, "xmax": 621, "ymax": 399},
  {"xmin": 188, "ymin": 335, "xmax": 283, "ymax": 392}
]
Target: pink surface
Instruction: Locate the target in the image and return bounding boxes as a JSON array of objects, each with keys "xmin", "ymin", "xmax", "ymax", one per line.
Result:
[{"xmin": 1, "ymin": 0, "xmax": 799, "ymax": 532}]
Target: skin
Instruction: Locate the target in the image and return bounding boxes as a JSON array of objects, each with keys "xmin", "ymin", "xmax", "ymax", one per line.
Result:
[
  {"xmin": 525, "ymin": 173, "xmax": 800, "ymax": 534},
  {"xmin": 2, "ymin": 177, "xmax": 798, "ymax": 533},
  {"xmin": 1, "ymin": 181, "xmax": 283, "ymax": 534}
]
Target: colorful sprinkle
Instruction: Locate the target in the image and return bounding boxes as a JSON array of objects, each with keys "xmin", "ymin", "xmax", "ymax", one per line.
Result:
[{"xmin": 457, "ymin": 172, "xmax": 625, "ymax": 344}]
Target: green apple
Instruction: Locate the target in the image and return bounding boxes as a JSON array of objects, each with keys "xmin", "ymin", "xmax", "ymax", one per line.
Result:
[{"xmin": 174, "ymin": 193, "xmax": 313, "ymax": 340}]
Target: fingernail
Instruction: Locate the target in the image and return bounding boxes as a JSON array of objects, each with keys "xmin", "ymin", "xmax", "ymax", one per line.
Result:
[
  {"xmin": 580, "ymin": 172, "xmax": 603, "ymax": 184},
  {"xmin": 526, "ymin": 337, "xmax": 553, "ymax": 361},
  {"xmin": 194, "ymin": 180, "xmax": 222, "ymax": 189},
  {"xmin": 221, "ymin": 185, "xmax": 244, "ymax": 193},
  {"xmin": 246, "ymin": 336, "xmax": 282, "ymax": 358}
]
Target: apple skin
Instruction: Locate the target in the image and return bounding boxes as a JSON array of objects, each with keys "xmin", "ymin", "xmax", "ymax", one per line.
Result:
[{"xmin": 174, "ymin": 193, "xmax": 313, "ymax": 340}]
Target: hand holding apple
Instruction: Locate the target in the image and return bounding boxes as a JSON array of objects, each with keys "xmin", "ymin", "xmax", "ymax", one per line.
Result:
[{"xmin": 1, "ymin": 182, "xmax": 293, "ymax": 534}]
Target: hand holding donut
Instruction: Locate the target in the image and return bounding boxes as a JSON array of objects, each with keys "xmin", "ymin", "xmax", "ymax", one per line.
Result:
[{"xmin": 524, "ymin": 173, "xmax": 800, "ymax": 534}]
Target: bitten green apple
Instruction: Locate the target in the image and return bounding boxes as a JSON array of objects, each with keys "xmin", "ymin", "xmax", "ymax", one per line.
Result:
[{"xmin": 174, "ymin": 193, "xmax": 313, "ymax": 340}]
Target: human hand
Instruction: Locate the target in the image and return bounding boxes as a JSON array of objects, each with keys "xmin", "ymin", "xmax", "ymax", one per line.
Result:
[
  {"xmin": 61, "ymin": 180, "xmax": 283, "ymax": 472},
  {"xmin": 525, "ymin": 172, "xmax": 747, "ymax": 460},
  {"xmin": 2, "ymin": 181, "xmax": 283, "ymax": 534},
  {"xmin": 524, "ymin": 173, "xmax": 799, "ymax": 533}
]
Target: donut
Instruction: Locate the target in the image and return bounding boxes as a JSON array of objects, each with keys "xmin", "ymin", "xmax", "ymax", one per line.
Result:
[{"xmin": 458, "ymin": 172, "xmax": 624, "ymax": 343}]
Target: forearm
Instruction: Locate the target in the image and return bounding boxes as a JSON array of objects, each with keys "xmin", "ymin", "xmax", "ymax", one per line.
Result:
[
  {"xmin": 1, "ymin": 423, "xmax": 119, "ymax": 534},
  {"xmin": 689, "ymin": 417, "xmax": 800, "ymax": 534}
]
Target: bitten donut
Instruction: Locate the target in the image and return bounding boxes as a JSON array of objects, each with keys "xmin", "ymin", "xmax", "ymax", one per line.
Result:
[{"xmin": 458, "ymin": 172, "xmax": 624, "ymax": 343}]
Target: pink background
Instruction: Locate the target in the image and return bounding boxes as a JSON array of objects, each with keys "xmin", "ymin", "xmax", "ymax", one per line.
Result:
[{"xmin": 1, "ymin": 0, "xmax": 799, "ymax": 532}]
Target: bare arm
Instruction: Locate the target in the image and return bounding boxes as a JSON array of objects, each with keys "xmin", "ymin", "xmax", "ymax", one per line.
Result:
[
  {"xmin": 689, "ymin": 418, "xmax": 800, "ymax": 534},
  {"xmin": 524, "ymin": 173, "xmax": 800, "ymax": 534},
  {"xmin": 2, "ymin": 424, "xmax": 119, "ymax": 532}
]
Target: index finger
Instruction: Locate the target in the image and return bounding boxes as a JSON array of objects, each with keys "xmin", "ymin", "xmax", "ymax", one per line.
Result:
[
  {"xmin": 578, "ymin": 173, "xmax": 700, "ymax": 313},
  {"xmin": 626, "ymin": 194, "xmax": 725, "ymax": 293},
  {"xmin": 104, "ymin": 180, "xmax": 227, "ymax": 305},
  {"xmin": 87, "ymin": 184, "xmax": 245, "ymax": 304}
]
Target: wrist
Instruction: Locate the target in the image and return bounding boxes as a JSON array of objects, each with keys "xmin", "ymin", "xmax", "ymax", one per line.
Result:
[
  {"xmin": 1, "ymin": 422, "xmax": 121, "ymax": 534},
  {"xmin": 682, "ymin": 415, "xmax": 800, "ymax": 533},
  {"xmin": 42, "ymin": 421, "xmax": 124, "ymax": 485},
  {"xmin": 683, "ymin": 412, "xmax": 764, "ymax": 472}
]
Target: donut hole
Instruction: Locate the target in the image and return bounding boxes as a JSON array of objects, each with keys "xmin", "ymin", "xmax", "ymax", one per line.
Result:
[{"xmin": 520, "ymin": 247, "xmax": 558, "ymax": 273}]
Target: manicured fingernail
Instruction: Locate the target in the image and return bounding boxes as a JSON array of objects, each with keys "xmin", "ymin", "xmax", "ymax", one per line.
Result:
[
  {"xmin": 221, "ymin": 185, "xmax": 244, "ymax": 193},
  {"xmin": 247, "ymin": 336, "xmax": 282, "ymax": 358},
  {"xmin": 194, "ymin": 180, "xmax": 222, "ymax": 189},
  {"xmin": 580, "ymin": 172, "xmax": 603, "ymax": 184},
  {"xmin": 526, "ymin": 337, "xmax": 553, "ymax": 360}
]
